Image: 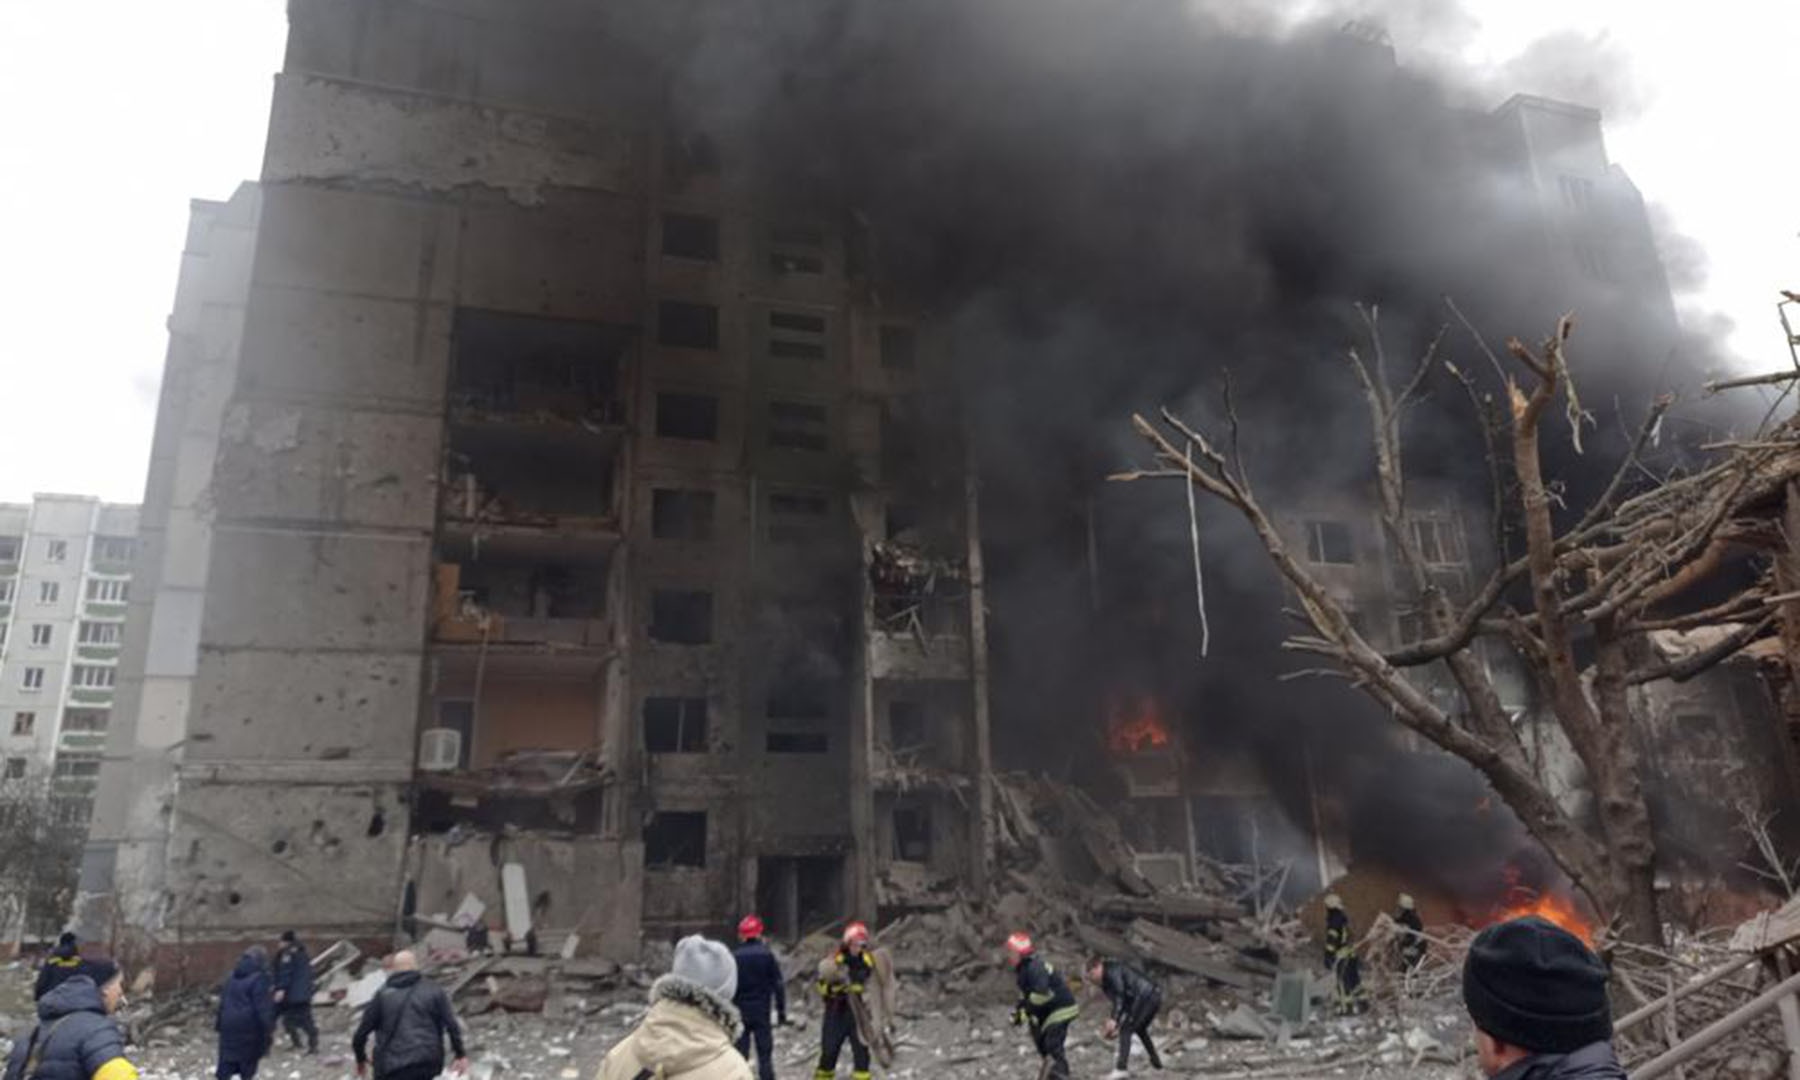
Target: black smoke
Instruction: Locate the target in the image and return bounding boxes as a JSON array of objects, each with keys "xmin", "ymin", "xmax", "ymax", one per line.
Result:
[{"xmin": 617, "ymin": 0, "xmax": 1747, "ymax": 890}]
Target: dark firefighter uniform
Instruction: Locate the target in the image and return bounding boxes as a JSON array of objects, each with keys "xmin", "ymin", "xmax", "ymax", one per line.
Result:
[
  {"xmin": 815, "ymin": 947, "xmax": 878, "ymax": 1080},
  {"xmin": 1395, "ymin": 900, "xmax": 1426, "ymax": 973},
  {"xmin": 1014, "ymin": 954, "xmax": 1080, "ymax": 1080},
  {"xmin": 1096, "ymin": 960, "xmax": 1164, "ymax": 1071},
  {"xmin": 1324, "ymin": 902, "xmax": 1363, "ymax": 1013}
]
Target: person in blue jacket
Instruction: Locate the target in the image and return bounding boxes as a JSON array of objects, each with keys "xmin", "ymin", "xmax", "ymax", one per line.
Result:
[
  {"xmin": 731, "ymin": 915, "xmax": 787, "ymax": 1080},
  {"xmin": 215, "ymin": 947, "xmax": 276, "ymax": 1080},
  {"xmin": 5, "ymin": 960, "xmax": 139, "ymax": 1080},
  {"xmin": 272, "ymin": 932, "xmax": 318, "ymax": 1054}
]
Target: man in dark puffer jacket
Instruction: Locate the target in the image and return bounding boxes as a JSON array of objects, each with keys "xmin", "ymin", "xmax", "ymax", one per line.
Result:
[
  {"xmin": 1463, "ymin": 916, "xmax": 1625, "ymax": 1079},
  {"xmin": 5, "ymin": 962, "xmax": 138, "ymax": 1080},
  {"xmin": 353, "ymin": 951, "xmax": 468, "ymax": 1080},
  {"xmin": 216, "ymin": 947, "xmax": 276, "ymax": 1080}
]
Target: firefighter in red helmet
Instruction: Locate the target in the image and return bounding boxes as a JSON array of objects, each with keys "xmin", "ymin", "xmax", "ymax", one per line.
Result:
[
  {"xmin": 1006, "ymin": 933, "xmax": 1079, "ymax": 1080},
  {"xmin": 815, "ymin": 922, "xmax": 883, "ymax": 1080},
  {"xmin": 732, "ymin": 915, "xmax": 785, "ymax": 1080}
]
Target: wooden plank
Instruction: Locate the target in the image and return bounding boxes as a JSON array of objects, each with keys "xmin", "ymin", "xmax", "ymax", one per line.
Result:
[
  {"xmin": 1730, "ymin": 895, "xmax": 1800, "ymax": 953},
  {"xmin": 1637, "ymin": 970, "xmax": 1800, "ymax": 1080}
]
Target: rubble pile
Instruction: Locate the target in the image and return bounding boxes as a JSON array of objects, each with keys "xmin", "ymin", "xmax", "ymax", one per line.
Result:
[{"xmin": 13, "ymin": 777, "xmax": 1798, "ymax": 1077}]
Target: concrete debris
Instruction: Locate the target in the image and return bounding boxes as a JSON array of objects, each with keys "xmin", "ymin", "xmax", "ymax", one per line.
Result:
[
  {"xmin": 1212, "ymin": 1002, "xmax": 1277, "ymax": 1040},
  {"xmin": 486, "ymin": 975, "xmax": 550, "ymax": 1014},
  {"xmin": 501, "ymin": 862, "xmax": 533, "ymax": 940},
  {"xmin": 341, "ymin": 970, "xmax": 387, "ymax": 1010}
]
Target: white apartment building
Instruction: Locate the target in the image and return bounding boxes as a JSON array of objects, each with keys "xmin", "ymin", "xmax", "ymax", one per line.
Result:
[{"xmin": 0, "ymin": 495, "xmax": 138, "ymax": 810}]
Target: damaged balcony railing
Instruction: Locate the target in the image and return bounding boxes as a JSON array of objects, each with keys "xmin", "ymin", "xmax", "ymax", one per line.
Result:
[{"xmin": 870, "ymin": 540, "xmax": 969, "ymax": 646}]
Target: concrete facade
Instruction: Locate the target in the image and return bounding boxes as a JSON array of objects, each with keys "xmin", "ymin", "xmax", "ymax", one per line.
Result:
[
  {"xmin": 84, "ymin": 1, "xmax": 988, "ymax": 966},
  {"xmin": 0, "ymin": 495, "xmax": 139, "ymax": 811}
]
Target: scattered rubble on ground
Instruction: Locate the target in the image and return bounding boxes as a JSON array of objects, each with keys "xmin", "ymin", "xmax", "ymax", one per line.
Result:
[{"xmin": 6, "ymin": 773, "xmax": 1799, "ymax": 1077}]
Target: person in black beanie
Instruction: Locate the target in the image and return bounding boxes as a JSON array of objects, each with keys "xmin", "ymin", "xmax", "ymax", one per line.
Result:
[{"xmin": 1462, "ymin": 916, "xmax": 1624, "ymax": 1079}]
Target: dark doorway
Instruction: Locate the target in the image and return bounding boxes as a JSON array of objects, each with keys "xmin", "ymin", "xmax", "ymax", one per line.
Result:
[{"xmin": 754, "ymin": 855, "xmax": 845, "ymax": 940}]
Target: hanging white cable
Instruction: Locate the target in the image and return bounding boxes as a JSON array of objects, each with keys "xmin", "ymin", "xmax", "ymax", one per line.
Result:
[{"xmin": 1185, "ymin": 439, "xmax": 1210, "ymax": 658}]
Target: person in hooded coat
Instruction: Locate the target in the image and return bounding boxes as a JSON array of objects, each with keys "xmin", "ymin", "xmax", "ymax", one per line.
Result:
[
  {"xmin": 215, "ymin": 947, "xmax": 276, "ymax": 1080},
  {"xmin": 35, "ymin": 933, "xmax": 87, "ymax": 1002},
  {"xmin": 4, "ymin": 961, "xmax": 137, "ymax": 1080},
  {"xmin": 597, "ymin": 935, "xmax": 752, "ymax": 1080}
]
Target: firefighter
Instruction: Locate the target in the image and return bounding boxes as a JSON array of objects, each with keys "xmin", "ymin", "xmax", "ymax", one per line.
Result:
[
  {"xmin": 1005, "ymin": 933, "xmax": 1078, "ymax": 1080},
  {"xmin": 1086, "ymin": 957, "xmax": 1163, "ymax": 1077},
  {"xmin": 814, "ymin": 922, "xmax": 878, "ymax": 1080},
  {"xmin": 1394, "ymin": 893, "xmax": 1427, "ymax": 974},
  {"xmin": 1323, "ymin": 894, "xmax": 1363, "ymax": 1014}
]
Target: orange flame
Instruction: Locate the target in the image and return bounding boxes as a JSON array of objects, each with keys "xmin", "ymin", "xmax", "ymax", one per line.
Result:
[
  {"xmin": 1107, "ymin": 695, "xmax": 1172, "ymax": 754},
  {"xmin": 1483, "ymin": 867, "xmax": 1597, "ymax": 948}
]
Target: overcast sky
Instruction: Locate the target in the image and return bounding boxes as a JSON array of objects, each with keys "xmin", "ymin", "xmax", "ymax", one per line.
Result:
[{"xmin": 0, "ymin": 1, "xmax": 1794, "ymax": 505}]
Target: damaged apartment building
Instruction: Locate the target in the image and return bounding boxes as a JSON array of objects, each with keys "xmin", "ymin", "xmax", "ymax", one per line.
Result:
[
  {"xmin": 81, "ymin": 0, "xmax": 989, "ymax": 968},
  {"xmin": 79, "ymin": 1, "xmax": 1791, "ymax": 968}
]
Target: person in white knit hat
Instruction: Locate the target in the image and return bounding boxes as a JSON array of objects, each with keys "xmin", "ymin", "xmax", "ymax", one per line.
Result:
[{"xmin": 598, "ymin": 936, "xmax": 752, "ymax": 1080}]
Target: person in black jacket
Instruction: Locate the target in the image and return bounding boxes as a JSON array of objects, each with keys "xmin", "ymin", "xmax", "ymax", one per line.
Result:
[
  {"xmin": 35, "ymin": 933, "xmax": 87, "ymax": 1002},
  {"xmin": 216, "ymin": 947, "xmax": 275, "ymax": 1080},
  {"xmin": 1006, "ymin": 933, "xmax": 1078, "ymax": 1080},
  {"xmin": 4, "ymin": 961, "xmax": 137, "ymax": 1080},
  {"xmin": 272, "ymin": 931, "xmax": 318, "ymax": 1054},
  {"xmin": 353, "ymin": 951, "xmax": 469, "ymax": 1080},
  {"xmin": 730, "ymin": 915, "xmax": 786, "ymax": 1080},
  {"xmin": 1086, "ymin": 958, "xmax": 1163, "ymax": 1076},
  {"xmin": 1464, "ymin": 917, "xmax": 1624, "ymax": 1080}
]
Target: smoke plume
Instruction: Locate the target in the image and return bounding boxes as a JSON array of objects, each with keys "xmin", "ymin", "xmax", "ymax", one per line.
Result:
[{"xmin": 615, "ymin": 0, "xmax": 1742, "ymax": 891}]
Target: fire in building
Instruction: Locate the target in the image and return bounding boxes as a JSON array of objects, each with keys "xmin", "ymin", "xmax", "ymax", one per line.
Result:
[{"xmin": 74, "ymin": 0, "xmax": 1799, "ymax": 971}]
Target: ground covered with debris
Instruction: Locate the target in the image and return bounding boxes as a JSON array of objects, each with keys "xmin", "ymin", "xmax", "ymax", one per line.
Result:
[
  {"xmin": 0, "ymin": 953, "xmax": 1471, "ymax": 1080},
  {"xmin": 5, "ymin": 770, "xmax": 1793, "ymax": 1079}
]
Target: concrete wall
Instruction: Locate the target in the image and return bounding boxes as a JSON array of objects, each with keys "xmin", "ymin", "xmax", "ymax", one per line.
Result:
[{"xmin": 80, "ymin": 188, "xmax": 261, "ymax": 948}]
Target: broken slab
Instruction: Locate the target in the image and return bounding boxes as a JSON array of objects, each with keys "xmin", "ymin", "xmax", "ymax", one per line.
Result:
[
  {"xmin": 1091, "ymin": 893, "xmax": 1240, "ymax": 924},
  {"xmin": 343, "ymin": 970, "xmax": 388, "ymax": 1009},
  {"xmin": 502, "ymin": 862, "xmax": 533, "ymax": 939},
  {"xmin": 1213, "ymin": 1002, "xmax": 1276, "ymax": 1040},
  {"xmin": 490, "ymin": 975, "xmax": 551, "ymax": 1013},
  {"xmin": 1125, "ymin": 919, "xmax": 1261, "ymax": 990}
]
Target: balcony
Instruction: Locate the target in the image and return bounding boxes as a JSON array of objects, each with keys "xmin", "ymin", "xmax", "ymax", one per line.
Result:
[
  {"xmin": 869, "ymin": 540, "xmax": 971, "ymax": 682},
  {"xmin": 430, "ymin": 560, "xmax": 613, "ymax": 671}
]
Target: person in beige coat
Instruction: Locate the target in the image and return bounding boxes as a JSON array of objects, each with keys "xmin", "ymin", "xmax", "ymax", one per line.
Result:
[{"xmin": 598, "ymin": 936, "xmax": 752, "ymax": 1080}]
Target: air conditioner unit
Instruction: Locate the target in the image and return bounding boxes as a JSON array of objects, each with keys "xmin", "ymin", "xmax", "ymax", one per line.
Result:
[{"xmin": 419, "ymin": 728, "xmax": 463, "ymax": 772}]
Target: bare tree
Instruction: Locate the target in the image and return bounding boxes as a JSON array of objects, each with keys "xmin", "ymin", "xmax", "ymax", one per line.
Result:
[
  {"xmin": 0, "ymin": 776, "xmax": 88, "ymax": 943},
  {"xmin": 1124, "ymin": 306, "xmax": 1800, "ymax": 946}
]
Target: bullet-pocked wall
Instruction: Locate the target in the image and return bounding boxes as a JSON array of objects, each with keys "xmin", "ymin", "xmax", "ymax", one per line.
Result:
[
  {"xmin": 109, "ymin": 0, "xmax": 992, "ymax": 962},
  {"xmin": 155, "ymin": 0, "xmax": 663, "ymax": 951}
]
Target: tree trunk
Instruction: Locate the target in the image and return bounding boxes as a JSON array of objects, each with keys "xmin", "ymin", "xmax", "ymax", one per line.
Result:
[{"xmin": 1589, "ymin": 624, "xmax": 1665, "ymax": 946}]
